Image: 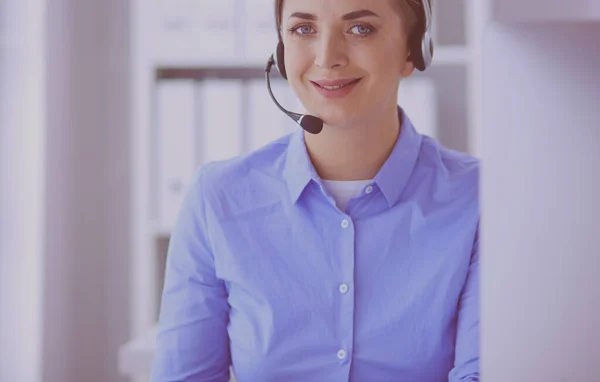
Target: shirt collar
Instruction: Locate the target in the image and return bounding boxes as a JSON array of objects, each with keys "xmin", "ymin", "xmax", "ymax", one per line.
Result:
[
  {"xmin": 283, "ymin": 126, "xmax": 318, "ymax": 204},
  {"xmin": 373, "ymin": 106, "xmax": 423, "ymax": 207},
  {"xmin": 283, "ymin": 105, "xmax": 423, "ymax": 207}
]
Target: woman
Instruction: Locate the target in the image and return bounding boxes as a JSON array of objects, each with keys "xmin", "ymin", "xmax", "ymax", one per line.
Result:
[{"xmin": 151, "ymin": 0, "xmax": 480, "ymax": 381}]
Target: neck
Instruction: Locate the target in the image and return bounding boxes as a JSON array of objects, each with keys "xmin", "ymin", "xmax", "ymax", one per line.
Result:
[{"xmin": 304, "ymin": 104, "xmax": 400, "ymax": 181}]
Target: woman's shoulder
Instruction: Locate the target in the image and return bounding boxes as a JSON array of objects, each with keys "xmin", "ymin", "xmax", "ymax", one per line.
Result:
[
  {"xmin": 418, "ymin": 135, "xmax": 480, "ymax": 182},
  {"xmin": 198, "ymin": 133, "xmax": 293, "ymax": 184},
  {"xmin": 187, "ymin": 132, "xmax": 295, "ymax": 216},
  {"xmin": 411, "ymin": 135, "xmax": 480, "ymax": 211}
]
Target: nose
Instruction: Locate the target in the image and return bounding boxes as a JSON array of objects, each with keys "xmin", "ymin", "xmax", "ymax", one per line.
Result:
[{"xmin": 313, "ymin": 32, "xmax": 348, "ymax": 70}]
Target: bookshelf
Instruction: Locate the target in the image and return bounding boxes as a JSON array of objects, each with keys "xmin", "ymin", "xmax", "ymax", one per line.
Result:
[{"xmin": 119, "ymin": 0, "xmax": 490, "ymax": 380}]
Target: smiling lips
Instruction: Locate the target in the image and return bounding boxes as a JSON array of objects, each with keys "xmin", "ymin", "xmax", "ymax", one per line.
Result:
[{"xmin": 310, "ymin": 78, "xmax": 362, "ymax": 99}]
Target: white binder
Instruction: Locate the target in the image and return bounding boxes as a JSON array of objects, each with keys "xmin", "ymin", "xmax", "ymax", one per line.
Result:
[
  {"xmin": 156, "ymin": 79, "xmax": 196, "ymax": 230},
  {"xmin": 398, "ymin": 77, "xmax": 438, "ymax": 139},
  {"xmin": 247, "ymin": 78, "xmax": 298, "ymax": 152},
  {"xmin": 197, "ymin": 79, "xmax": 244, "ymax": 163}
]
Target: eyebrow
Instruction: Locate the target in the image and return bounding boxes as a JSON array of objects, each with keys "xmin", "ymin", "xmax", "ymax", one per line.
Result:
[{"xmin": 288, "ymin": 9, "xmax": 380, "ymax": 21}]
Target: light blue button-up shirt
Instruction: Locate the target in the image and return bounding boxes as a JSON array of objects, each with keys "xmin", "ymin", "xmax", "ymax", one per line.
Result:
[{"xmin": 151, "ymin": 106, "xmax": 480, "ymax": 382}]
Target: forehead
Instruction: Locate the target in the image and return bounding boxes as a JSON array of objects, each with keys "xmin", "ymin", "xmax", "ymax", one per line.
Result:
[{"xmin": 281, "ymin": 0, "xmax": 400, "ymax": 20}]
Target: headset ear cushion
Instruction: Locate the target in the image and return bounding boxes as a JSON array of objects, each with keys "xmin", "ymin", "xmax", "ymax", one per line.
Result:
[
  {"xmin": 275, "ymin": 41, "xmax": 287, "ymax": 79},
  {"xmin": 409, "ymin": 35, "xmax": 426, "ymax": 72}
]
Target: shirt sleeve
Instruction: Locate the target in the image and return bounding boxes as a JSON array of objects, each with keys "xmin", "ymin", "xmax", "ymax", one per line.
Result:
[
  {"xmin": 448, "ymin": 221, "xmax": 480, "ymax": 381},
  {"xmin": 150, "ymin": 167, "xmax": 231, "ymax": 382}
]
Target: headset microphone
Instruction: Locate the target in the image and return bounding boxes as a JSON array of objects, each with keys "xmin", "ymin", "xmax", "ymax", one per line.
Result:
[{"xmin": 265, "ymin": 55, "xmax": 324, "ymax": 135}]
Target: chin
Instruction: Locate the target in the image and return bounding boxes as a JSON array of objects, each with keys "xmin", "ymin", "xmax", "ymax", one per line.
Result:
[{"xmin": 310, "ymin": 101, "xmax": 369, "ymax": 129}]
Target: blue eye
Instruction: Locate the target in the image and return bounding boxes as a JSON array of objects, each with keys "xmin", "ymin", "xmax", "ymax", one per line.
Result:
[
  {"xmin": 349, "ymin": 24, "xmax": 373, "ymax": 36},
  {"xmin": 290, "ymin": 24, "xmax": 315, "ymax": 36}
]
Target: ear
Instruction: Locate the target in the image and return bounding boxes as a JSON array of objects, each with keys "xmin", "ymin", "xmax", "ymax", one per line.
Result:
[{"xmin": 401, "ymin": 53, "xmax": 416, "ymax": 78}]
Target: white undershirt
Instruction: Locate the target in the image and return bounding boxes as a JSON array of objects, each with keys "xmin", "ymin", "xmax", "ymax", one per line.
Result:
[{"xmin": 321, "ymin": 179, "xmax": 373, "ymax": 212}]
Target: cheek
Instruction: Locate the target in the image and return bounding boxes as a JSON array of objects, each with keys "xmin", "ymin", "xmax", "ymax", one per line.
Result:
[
  {"xmin": 373, "ymin": 35, "xmax": 409, "ymax": 70},
  {"xmin": 285, "ymin": 46, "xmax": 310, "ymax": 73},
  {"xmin": 353, "ymin": 53, "xmax": 396, "ymax": 84},
  {"xmin": 283, "ymin": 46, "xmax": 312, "ymax": 88}
]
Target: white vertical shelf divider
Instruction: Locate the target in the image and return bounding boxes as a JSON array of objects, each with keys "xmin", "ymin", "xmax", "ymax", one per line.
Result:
[
  {"xmin": 0, "ymin": 2, "xmax": 46, "ymax": 381},
  {"xmin": 129, "ymin": 0, "xmax": 156, "ymax": 342},
  {"xmin": 124, "ymin": 1, "xmax": 160, "ymax": 382},
  {"xmin": 466, "ymin": 0, "xmax": 491, "ymax": 157}
]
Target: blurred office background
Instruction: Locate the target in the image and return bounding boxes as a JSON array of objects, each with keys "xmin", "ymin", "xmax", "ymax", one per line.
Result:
[
  {"xmin": 1, "ymin": 1, "xmax": 132, "ymax": 382},
  {"xmin": 1, "ymin": 1, "xmax": 598, "ymax": 382}
]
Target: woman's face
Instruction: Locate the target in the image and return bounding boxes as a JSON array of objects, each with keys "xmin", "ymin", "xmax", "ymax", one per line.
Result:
[{"xmin": 280, "ymin": 0, "xmax": 415, "ymax": 128}]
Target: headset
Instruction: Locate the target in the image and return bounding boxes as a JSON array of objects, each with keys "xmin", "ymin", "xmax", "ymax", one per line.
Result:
[{"xmin": 265, "ymin": 0, "xmax": 434, "ymax": 135}]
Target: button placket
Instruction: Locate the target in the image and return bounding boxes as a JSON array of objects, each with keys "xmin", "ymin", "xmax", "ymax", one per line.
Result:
[{"xmin": 336, "ymin": 214, "xmax": 355, "ymax": 368}]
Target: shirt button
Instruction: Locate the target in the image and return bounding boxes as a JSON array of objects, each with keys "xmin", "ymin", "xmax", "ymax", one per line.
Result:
[
  {"xmin": 341, "ymin": 219, "xmax": 350, "ymax": 228},
  {"xmin": 337, "ymin": 349, "xmax": 347, "ymax": 360},
  {"xmin": 339, "ymin": 284, "xmax": 349, "ymax": 294},
  {"xmin": 365, "ymin": 185, "xmax": 373, "ymax": 194}
]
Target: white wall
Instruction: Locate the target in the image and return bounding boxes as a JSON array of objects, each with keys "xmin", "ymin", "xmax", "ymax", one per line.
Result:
[
  {"xmin": 1, "ymin": 0, "xmax": 131, "ymax": 381},
  {"xmin": 493, "ymin": 0, "xmax": 600, "ymax": 21},
  {"xmin": 0, "ymin": 1, "xmax": 46, "ymax": 381},
  {"xmin": 481, "ymin": 22, "xmax": 600, "ymax": 381}
]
